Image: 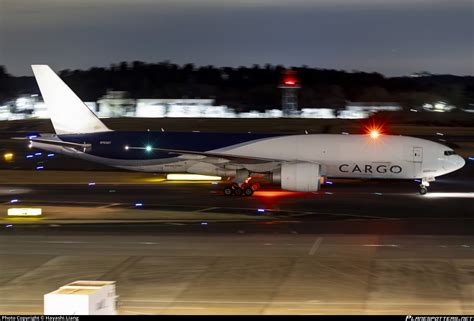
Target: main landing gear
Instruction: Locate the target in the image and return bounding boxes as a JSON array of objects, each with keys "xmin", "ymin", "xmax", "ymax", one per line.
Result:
[{"xmin": 223, "ymin": 183, "xmax": 260, "ymax": 197}]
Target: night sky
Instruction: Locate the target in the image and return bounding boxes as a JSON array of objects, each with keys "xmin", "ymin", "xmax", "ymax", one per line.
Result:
[{"xmin": 1, "ymin": 0, "xmax": 473, "ymax": 76}]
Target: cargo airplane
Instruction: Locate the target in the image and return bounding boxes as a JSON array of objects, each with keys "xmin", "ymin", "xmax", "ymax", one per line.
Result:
[{"xmin": 24, "ymin": 65, "xmax": 465, "ymax": 196}]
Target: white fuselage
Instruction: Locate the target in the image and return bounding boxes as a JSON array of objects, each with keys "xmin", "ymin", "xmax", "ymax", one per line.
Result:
[{"xmin": 33, "ymin": 134, "xmax": 465, "ymax": 181}]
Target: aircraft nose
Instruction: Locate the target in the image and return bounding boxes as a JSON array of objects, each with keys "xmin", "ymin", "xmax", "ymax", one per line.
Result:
[{"xmin": 454, "ymin": 155, "xmax": 466, "ymax": 169}]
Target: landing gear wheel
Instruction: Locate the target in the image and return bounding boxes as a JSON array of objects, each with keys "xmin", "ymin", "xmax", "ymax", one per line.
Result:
[
  {"xmin": 419, "ymin": 186, "xmax": 428, "ymax": 195},
  {"xmin": 234, "ymin": 188, "xmax": 243, "ymax": 196},
  {"xmin": 223, "ymin": 186, "xmax": 234, "ymax": 196},
  {"xmin": 243, "ymin": 187, "xmax": 254, "ymax": 196}
]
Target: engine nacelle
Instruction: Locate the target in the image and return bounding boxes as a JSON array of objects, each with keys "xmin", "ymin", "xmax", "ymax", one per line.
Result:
[{"xmin": 274, "ymin": 162, "xmax": 321, "ymax": 192}]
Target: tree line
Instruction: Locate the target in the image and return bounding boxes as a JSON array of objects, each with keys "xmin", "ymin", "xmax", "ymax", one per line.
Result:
[{"xmin": 0, "ymin": 62, "xmax": 473, "ymax": 112}]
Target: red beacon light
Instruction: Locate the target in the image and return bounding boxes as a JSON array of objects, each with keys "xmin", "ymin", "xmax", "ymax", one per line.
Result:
[
  {"xmin": 369, "ymin": 129, "xmax": 380, "ymax": 139},
  {"xmin": 365, "ymin": 123, "xmax": 385, "ymax": 139}
]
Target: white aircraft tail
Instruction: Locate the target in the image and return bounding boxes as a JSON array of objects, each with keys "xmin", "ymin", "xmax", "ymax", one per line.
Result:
[{"xmin": 31, "ymin": 65, "xmax": 111, "ymax": 135}]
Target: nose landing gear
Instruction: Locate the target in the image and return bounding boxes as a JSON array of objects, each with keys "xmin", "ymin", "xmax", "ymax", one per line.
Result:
[
  {"xmin": 419, "ymin": 185, "xmax": 428, "ymax": 195},
  {"xmin": 419, "ymin": 177, "xmax": 434, "ymax": 195}
]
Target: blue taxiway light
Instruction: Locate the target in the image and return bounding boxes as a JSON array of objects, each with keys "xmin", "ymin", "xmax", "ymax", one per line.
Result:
[
  {"xmin": 26, "ymin": 155, "xmax": 33, "ymax": 159},
  {"xmin": 88, "ymin": 182, "xmax": 96, "ymax": 186},
  {"xmin": 28, "ymin": 135, "xmax": 38, "ymax": 139},
  {"xmin": 257, "ymin": 209, "xmax": 265, "ymax": 213},
  {"xmin": 34, "ymin": 152, "xmax": 42, "ymax": 156},
  {"xmin": 326, "ymin": 181, "xmax": 333, "ymax": 185},
  {"xmin": 135, "ymin": 203, "xmax": 143, "ymax": 207},
  {"xmin": 36, "ymin": 166, "xmax": 44, "ymax": 170},
  {"xmin": 468, "ymin": 157, "xmax": 474, "ymax": 161},
  {"xmin": 5, "ymin": 225, "xmax": 12, "ymax": 228},
  {"xmin": 201, "ymin": 222, "xmax": 208, "ymax": 225},
  {"xmin": 10, "ymin": 199, "xmax": 18, "ymax": 203},
  {"xmin": 47, "ymin": 153, "xmax": 55, "ymax": 157}
]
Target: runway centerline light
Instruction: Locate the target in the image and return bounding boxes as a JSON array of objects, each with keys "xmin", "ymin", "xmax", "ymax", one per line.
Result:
[{"xmin": 124, "ymin": 145, "xmax": 129, "ymax": 150}]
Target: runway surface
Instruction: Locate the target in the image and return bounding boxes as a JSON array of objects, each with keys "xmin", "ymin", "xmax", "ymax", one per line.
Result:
[{"xmin": 0, "ymin": 140, "xmax": 473, "ymax": 314}]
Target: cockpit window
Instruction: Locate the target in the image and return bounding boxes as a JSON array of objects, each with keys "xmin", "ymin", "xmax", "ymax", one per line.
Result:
[{"xmin": 444, "ymin": 150, "xmax": 456, "ymax": 156}]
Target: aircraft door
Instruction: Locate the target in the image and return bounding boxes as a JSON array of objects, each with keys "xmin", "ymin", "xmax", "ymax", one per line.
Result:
[{"xmin": 411, "ymin": 146, "xmax": 423, "ymax": 178}]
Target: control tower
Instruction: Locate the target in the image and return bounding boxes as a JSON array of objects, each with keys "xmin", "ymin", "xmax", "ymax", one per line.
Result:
[{"xmin": 279, "ymin": 70, "xmax": 301, "ymax": 116}]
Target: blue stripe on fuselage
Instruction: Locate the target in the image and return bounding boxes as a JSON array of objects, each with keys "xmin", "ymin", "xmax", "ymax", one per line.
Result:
[{"xmin": 59, "ymin": 131, "xmax": 281, "ymax": 160}]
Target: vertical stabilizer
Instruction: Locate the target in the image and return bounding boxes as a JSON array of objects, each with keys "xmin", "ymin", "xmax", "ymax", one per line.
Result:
[{"xmin": 31, "ymin": 65, "xmax": 111, "ymax": 135}]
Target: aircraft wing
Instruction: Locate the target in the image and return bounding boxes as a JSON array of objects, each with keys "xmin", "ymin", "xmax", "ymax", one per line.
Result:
[{"xmin": 127, "ymin": 146, "xmax": 279, "ymax": 164}]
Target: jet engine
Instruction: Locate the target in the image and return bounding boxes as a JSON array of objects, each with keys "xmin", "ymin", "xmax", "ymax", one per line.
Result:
[{"xmin": 273, "ymin": 162, "xmax": 320, "ymax": 192}]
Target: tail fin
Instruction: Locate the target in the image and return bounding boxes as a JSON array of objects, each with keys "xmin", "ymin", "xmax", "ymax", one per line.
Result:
[{"xmin": 31, "ymin": 65, "xmax": 111, "ymax": 135}]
